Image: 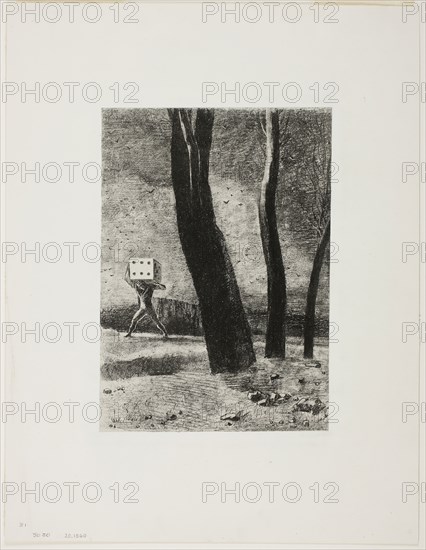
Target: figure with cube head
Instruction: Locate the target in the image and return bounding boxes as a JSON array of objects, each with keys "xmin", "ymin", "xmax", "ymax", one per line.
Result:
[{"xmin": 124, "ymin": 258, "xmax": 168, "ymax": 338}]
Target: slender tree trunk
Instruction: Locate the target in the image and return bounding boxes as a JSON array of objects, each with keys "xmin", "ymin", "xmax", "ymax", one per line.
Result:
[
  {"xmin": 169, "ymin": 108, "xmax": 256, "ymax": 374},
  {"xmin": 259, "ymin": 109, "xmax": 287, "ymax": 358},
  {"xmin": 304, "ymin": 219, "xmax": 331, "ymax": 358}
]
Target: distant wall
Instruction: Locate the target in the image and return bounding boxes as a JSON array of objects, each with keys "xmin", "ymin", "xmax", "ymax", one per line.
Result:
[
  {"xmin": 100, "ymin": 297, "xmax": 203, "ymax": 336},
  {"xmin": 101, "ymin": 298, "xmax": 329, "ymax": 337},
  {"xmin": 247, "ymin": 310, "xmax": 329, "ymax": 337}
]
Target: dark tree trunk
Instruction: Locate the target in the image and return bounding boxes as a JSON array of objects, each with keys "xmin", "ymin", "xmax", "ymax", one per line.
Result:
[
  {"xmin": 259, "ymin": 109, "xmax": 287, "ymax": 358},
  {"xmin": 304, "ymin": 219, "xmax": 331, "ymax": 358},
  {"xmin": 169, "ymin": 108, "xmax": 256, "ymax": 374}
]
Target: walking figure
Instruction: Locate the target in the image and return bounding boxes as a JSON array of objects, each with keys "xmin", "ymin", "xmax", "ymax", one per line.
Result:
[{"xmin": 124, "ymin": 265, "xmax": 169, "ymax": 338}]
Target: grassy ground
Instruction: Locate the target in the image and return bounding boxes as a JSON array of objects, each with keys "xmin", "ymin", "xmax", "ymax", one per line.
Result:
[{"xmin": 100, "ymin": 330, "xmax": 329, "ymax": 431}]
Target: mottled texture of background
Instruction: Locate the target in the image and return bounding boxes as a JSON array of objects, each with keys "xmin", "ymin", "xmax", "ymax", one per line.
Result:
[{"xmin": 101, "ymin": 109, "xmax": 330, "ymax": 320}]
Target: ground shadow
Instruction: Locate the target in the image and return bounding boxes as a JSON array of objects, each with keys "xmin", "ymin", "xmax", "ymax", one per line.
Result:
[{"xmin": 101, "ymin": 354, "xmax": 185, "ymax": 380}]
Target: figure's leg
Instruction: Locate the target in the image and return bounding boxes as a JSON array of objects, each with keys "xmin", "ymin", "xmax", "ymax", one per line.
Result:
[
  {"xmin": 147, "ymin": 307, "xmax": 169, "ymax": 338},
  {"xmin": 125, "ymin": 308, "xmax": 147, "ymax": 337}
]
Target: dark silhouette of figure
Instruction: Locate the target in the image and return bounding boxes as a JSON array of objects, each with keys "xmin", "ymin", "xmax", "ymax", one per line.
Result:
[{"xmin": 124, "ymin": 265, "xmax": 168, "ymax": 338}]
